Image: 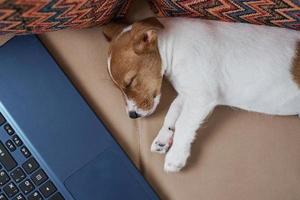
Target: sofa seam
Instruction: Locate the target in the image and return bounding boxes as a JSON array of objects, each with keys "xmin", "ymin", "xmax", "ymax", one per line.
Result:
[{"xmin": 136, "ymin": 118, "xmax": 145, "ymax": 173}]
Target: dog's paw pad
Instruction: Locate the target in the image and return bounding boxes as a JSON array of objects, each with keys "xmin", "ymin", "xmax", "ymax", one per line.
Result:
[
  {"xmin": 156, "ymin": 141, "xmax": 166, "ymax": 147},
  {"xmin": 151, "ymin": 140, "xmax": 169, "ymax": 154},
  {"xmin": 151, "ymin": 128, "xmax": 174, "ymax": 154}
]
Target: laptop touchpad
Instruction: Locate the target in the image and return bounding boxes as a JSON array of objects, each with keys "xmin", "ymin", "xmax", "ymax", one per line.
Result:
[{"xmin": 64, "ymin": 149, "xmax": 150, "ymax": 200}]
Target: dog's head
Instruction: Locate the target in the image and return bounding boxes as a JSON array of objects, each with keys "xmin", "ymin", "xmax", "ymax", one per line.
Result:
[{"xmin": 103, "ymin": 18, "xmax": 164, "ymax": 119}]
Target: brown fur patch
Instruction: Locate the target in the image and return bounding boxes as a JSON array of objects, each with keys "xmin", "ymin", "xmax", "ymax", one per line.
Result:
[
  {"xmin": 102, "ymin": 21, "xmax": 129, "ymax": 41},
  {"xmin": 292, "ymin": 42, "xmax": 300, "ymax": 88},
  {"xmin": 107, "ymin": 18, "xmax": 164, "ymax": 111}
]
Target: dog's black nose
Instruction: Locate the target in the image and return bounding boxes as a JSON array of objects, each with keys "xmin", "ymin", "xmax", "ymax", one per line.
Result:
[{"xmin": 129, "ymin": 111, "xmax": 140, "ymax": 119}]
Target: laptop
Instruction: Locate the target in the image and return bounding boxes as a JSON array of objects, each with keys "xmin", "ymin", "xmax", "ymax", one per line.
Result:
[{"xmin": 0, "ymin": 35, "xmax": 159, "ymax": 200}]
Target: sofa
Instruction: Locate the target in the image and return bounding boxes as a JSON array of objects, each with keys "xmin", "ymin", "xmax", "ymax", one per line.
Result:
[{"xmin": 1, "ymin": 0, "xmax": 300, "ymax": 199}]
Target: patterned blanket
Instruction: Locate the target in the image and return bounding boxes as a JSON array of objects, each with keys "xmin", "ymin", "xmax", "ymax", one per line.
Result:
[
  {"xmin": 148, "ymin": 0, "xmax": 300, "ymax": 30},
  {"xmin": 0, "ymin": 0, "xmax": 131, "ymax": 35}
]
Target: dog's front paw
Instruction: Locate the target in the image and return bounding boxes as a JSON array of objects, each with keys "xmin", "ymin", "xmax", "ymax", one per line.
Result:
[
  {"xmin": 164, "ymin": 146, "xmax": 190, "ymax": 173},
  {"xmin": 151, "ymin": 127, "xmax": 174, "ymax": 154}
]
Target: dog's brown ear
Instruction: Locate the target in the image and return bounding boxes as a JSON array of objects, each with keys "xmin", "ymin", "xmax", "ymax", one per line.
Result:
[
  {"xmin": 132, "ymin": 29, "xmax": 159, "ymax": 54},
  {"xmin": 132, "ymin": 17, "xmax": 164, "ymax": 54},
  {"xmin": 102, "ymin": 21, "xmax": 129, "ymax": 42}
]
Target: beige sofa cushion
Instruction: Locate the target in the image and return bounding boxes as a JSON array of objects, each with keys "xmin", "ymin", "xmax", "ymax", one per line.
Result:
[
  {"xmin": 39, "ymin": 1, "xmax": 300, "ymax": 199},
  {"xmin": 0, "ymin": 34, "xmax": 14, "ymax": 46},
  {"xmin": 141, "ymin": 104, "xmax": 300, "ymax": 200}
]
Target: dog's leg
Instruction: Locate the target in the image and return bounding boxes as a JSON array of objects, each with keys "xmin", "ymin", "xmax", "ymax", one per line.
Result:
[
  {"xmin": 164, "ymin": 98, "xmax": 216, "ymax": 172},
  {"xmin": 151, "ymin": 96, "xmax": 183, "ymax": 154}
]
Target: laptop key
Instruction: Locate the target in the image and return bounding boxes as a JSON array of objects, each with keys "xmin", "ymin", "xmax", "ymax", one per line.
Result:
[
  {"xmin": 40, "ymin": 181, "xmax": 57, "ymax": 198},
  {"xmin": 0, "ymin": 194, "xmax": 8, "ymax": 200},
  {"xmin": 12, "ymin": 194, "xmax": 25, "ymax": 200},
  {"xmin": 0, "ymin": 142, "xmax": 17, "ymax": 171},
  {"xmin": 22, "ymin": 158, "xmax": 39, "ymax": 174},
  {"xmin": 20, "ymin": 146, "xmax": 31, "ymax": 158},
  {"xmin": 4, "ymin": 124, "xmax": 14, "ymax": 135},
  {"xmin": 3, "ymin": 182, "xmax": 19, "ymax": 198},
  {"xmin": 0, "ymin": 170, "xmax": 10, "ymax": 186},
  {"xmin": 28, "ymin": 191, "xmax": 43, "ymax": 200},
  {"xmin": 10, "ymin": 167, "xmax": 26, "ymax": 183},
  {"xmin": 19, "ymin": 179, "xmax": 35, "ymax": 195},
  {"xmin": 31, "ymin": 169, "xmax": 48, "ymax": 186},
  {"xmin": 12, "ymin": 135, "xmax": 23, "ymax": 147},
  {"xmin": 0, "ymin": 113, "xmax": 6, "ymax": 126},
  {"xmin": 5, "ymin": 140, "xmax": 16, "ymax": 152},
  {"xmin": 49, "ymin": 193, "xmax": 64, "ymax": 200}
]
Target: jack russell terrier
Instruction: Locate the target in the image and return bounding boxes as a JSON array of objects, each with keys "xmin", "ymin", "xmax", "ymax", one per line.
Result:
[{"xmin": 103, "ymin": 17, "xmax": 300, "ymax": 172}]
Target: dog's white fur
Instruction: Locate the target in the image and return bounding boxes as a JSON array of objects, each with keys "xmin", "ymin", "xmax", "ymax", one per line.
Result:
[
  {"xmin": 126, "ymin": 95, "xmax": 161, "ymax": 117},
  {"xmin": 149, "ymin": 18, "xmax": 300, "ymax": 172}
]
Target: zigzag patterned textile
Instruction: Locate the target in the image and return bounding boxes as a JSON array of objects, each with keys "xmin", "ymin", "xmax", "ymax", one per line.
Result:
[
  {"xmin": 148, "ymin": 0, "xmax": 300, "ymax": 30},
  {"xmin": 0, "ymin": 0, "xmax": 131, "ymax": 35}
]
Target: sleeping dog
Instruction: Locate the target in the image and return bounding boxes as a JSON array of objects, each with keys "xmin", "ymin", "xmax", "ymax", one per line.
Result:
[{"xmin": 103, "ymin": 17, "xmax": 300, "ymax": 172}]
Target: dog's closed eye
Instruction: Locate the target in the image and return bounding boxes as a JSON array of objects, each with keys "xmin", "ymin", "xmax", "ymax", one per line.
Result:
[{"xmin": 124, "ymin": 75, "xmax": 136, "ymax": 89}]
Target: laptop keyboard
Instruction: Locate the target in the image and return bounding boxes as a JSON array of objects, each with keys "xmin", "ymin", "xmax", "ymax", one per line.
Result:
[{"xmin": 0, "ymin": 113, "xmax": 65, "ymax": 200}]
